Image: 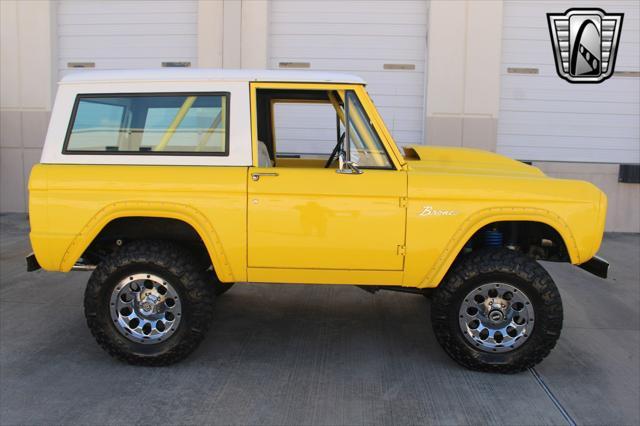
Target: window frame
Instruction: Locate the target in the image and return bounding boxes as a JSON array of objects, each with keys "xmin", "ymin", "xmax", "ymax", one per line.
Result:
[
  {"xmin": 343, "ymin": 90, "xmax": 394, "ymax": 170},
  {"xmin": 261, "ymin": 89, "xmax": 395, "ymax": 170},
  {"xmin": 250, "ymin": 82, "xmax": 405, "ymax": 171},
  {"xmin": 62, "ymin": 92, "xmax": 231, "ymax": 157}
]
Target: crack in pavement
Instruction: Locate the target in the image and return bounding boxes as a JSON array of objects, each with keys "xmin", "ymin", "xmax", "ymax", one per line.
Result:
[{"xmin": 529, "ymin": 367, "xmax": 577, "ymax": 426}]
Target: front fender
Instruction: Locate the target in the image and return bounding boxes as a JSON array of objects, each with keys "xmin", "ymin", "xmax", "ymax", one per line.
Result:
[{"xmin": 416, "ymin": 207, "xmax": 580, "ymax": 288}]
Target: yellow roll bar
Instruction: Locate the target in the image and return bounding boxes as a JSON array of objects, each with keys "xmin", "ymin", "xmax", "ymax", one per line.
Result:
[
  {"xmin": 328, "ymin": 91, "xmax": 346, "ymax": 124},
  {"xmin": 196, "ymin": 107, "xmax": 224, "ymax": 152},
  {"xmin": 154, "ymin": 96, "xmax": 197, "ymax": 151}
]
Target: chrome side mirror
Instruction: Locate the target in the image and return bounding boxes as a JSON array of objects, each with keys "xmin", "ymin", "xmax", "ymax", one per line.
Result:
[{"xmin": 336, "ymin": 152, "xmax": 363, "ymax": 174}]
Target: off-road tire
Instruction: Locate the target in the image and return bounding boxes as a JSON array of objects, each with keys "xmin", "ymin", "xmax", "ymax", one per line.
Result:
[
  {"xmin": 207, "ymin": 270, "xmax": 235, "ymax": 296},
  {"xmin": 84, "ymin": 240, "xmax": 215, "ymax": 366},
  {"xmin": 431, "ymin": 248, "xmax": 563, "ymax": 373}
]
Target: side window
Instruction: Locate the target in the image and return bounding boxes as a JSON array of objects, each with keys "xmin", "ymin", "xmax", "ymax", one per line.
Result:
[
  {"xmin": 272, "ymin": 102, "xmax": 338, "ymax": 156},
  {"xmin": 65, "ymin": 93, "xmax": 228, "ymax": 155},
  {"xmin": 255, "ymin": 88, "xmax": 395, "ymax": 169},
  {"xmin": 345, "ymin": 91, "xmax": 392, "ymax": 169},
  {"xmin": 66, "ymin": 100, "xmax": 125, "ymax": 151}
]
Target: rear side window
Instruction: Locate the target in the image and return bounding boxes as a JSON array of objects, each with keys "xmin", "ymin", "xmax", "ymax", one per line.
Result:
[{"xmin": 64, "ymin": 93, "xmax": 229, "ymax": 155}]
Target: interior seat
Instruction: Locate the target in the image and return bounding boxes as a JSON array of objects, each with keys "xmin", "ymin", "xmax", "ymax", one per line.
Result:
[{"xmin": 258, "ymin": 140, "xmax": 273, "ymax": 167}]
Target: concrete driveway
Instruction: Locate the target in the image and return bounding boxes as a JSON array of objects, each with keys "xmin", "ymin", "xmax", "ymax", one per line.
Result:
[{"xmin": 1, "ymin": 214, "xmax": 638, "ymax": 425}]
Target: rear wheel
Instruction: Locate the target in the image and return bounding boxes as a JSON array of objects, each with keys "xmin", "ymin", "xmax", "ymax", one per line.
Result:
[
  {"xmin": 431, "ymin": 248, "xmax": 563, "ymax": 373},
  {"xmin": 84, "ymin": 241, "xmax": 215, "ymax": 366}
]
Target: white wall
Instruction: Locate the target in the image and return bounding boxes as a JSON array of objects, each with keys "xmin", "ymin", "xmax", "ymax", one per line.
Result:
[
  {"xmin": 425, "ymin": 0, "xmax": 504, "ymax": 152},
  {"xmin": 197, "ymin": 0, "xmax": 269, "ymax": 69},
  {"xmin": 0, "ymin": 0, "xmax": 55, "ymax": 213}
]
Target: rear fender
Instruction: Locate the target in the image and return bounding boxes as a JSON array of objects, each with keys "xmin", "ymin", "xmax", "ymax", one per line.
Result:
[{"xmin": 59, "ymin": 201, "xmax": 235, "ymax": 282}]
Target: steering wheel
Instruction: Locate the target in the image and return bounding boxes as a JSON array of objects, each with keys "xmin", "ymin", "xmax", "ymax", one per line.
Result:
[{"xmin": 324, "ymin": 132, "xmax": 346, "ymax": 168}]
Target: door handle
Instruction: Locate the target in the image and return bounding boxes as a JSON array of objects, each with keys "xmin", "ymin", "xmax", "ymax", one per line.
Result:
[{"xmin": 251, "ymin": 172, "xmax": 279, "ymax": 181}]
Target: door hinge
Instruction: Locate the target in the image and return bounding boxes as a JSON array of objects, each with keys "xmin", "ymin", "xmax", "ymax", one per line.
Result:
[
  {"xmin": 397, "ymin": 245, "xmax": 406, "ymax": 256},
  {"xmin": 399, "ymin": 197, "xmax": 408, "ymax": 208}
]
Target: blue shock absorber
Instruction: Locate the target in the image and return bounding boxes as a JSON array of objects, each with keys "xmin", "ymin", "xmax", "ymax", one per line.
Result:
[{"xmin": 484, "ymin": 229, "xmax": 503, "ymax": 247}]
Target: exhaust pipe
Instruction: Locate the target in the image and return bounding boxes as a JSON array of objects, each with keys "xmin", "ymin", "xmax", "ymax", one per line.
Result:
[{"xmin": 72, "ymin": 258, "xmax": 97, "ymax": 271}]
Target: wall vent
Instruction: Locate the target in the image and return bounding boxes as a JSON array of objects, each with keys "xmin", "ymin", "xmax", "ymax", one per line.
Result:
[
  {"xmin": 162, "ymin": 61, "xmax": 191, "ymax": 67},
  {"xmin": 613, "ymin": 71, "xmax": 640, "ymax": 77},
  {"xmin": 383, "ymin": 63, "xmax": 415, "ymax": 70},
  {"xmin": 507, "ymin": 67, "xmax": 539, "ymax": 74},
  {"xmin": 278, "ymin": 62, "xmax": 310, "ymax": 69},
  {"xmin": 67, "ymin": 62, "xmax": 95, "ymax": 68}
]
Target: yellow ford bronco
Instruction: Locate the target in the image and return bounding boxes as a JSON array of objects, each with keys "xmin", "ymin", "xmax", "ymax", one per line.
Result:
[{"xmin": 27, "ymin": 69, "xmax": 608, "ymax": 372}]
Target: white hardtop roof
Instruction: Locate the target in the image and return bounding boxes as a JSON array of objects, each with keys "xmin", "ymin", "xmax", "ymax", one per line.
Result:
[{"xmin": 60, "ymin": 68, "xmax": 366, "ymax": 85}]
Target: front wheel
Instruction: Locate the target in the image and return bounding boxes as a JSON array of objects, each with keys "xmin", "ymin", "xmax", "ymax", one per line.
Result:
[
  {"xmin": 431, "ymin": 248, "xmax": 563, "ymax": 373},
  {"xmin": 84, "ymin": 241, "xmax": 215, "ymax": 366}
]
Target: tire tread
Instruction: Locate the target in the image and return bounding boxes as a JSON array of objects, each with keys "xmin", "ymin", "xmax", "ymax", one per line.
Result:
[
  {"xmin": 84, "ymin": 240, "xmax": 215, "ymax": 366},
  {"xmin": 431, "ymin": 248, "xmax": 563, "ymax": 373}
]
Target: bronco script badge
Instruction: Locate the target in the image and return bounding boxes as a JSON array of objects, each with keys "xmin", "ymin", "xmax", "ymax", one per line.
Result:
[{"xmin": 547, "ymin": 8, "xmax": 623, "ymax": 83}]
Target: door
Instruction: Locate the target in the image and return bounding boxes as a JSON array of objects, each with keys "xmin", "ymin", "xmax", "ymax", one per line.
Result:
[
  {"xmin": 248, "ymin": 167, "xmax": 406, "ymax": 270},
  {"xmin": 57, "ymin": 0, "xmax": 197, "ymax": 78},
  {"xmin": 248, "ymin": 86, "xmax": 407, "ymax": 272}
]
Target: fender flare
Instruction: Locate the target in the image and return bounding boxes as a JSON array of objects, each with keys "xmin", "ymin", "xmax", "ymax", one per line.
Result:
[
  {"xmin": 59, "ymin": 200, "xmax": 235, "ymax": 282},
  {"xmin": 419, "ymin": 206, "xmax": 579, "ymax": 288}
]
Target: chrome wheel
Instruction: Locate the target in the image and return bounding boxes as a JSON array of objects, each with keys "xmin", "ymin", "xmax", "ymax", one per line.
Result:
[
  {"xmin": 110, "ymin": 273, "xmax": 182, "ymax": 344},
  {"xmin": 458, "ymin": 283, "xmax": 534, "ymax": 353}
]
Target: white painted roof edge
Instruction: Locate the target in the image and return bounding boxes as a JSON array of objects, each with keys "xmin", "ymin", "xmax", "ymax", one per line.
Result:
[{"xmin": 60, "ymin": 68, "xmax": 367, "ymax": 85}]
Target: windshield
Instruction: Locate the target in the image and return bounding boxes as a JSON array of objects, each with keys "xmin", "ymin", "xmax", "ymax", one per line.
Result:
[{"xmin": 343, "ymin": 91, "xmax": 392, "ymax": 169}]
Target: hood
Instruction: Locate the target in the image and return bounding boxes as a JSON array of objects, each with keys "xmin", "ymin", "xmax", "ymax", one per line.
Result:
[{"xmin": 403, "ymin": 145, "xmax": 545, "ymax": 177}]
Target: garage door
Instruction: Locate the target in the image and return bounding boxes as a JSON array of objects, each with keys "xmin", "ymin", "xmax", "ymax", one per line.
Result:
[
  {"xmin": 269, "ymin": 0, "xmax": 428, "ymax": 150},
  {"xmin": 498, "ymin": 0, "xmax": 640, "ymax": 164},
  {"xmin": 57, "ymin": 0, "xmax": 197, "ymax": 78}
]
